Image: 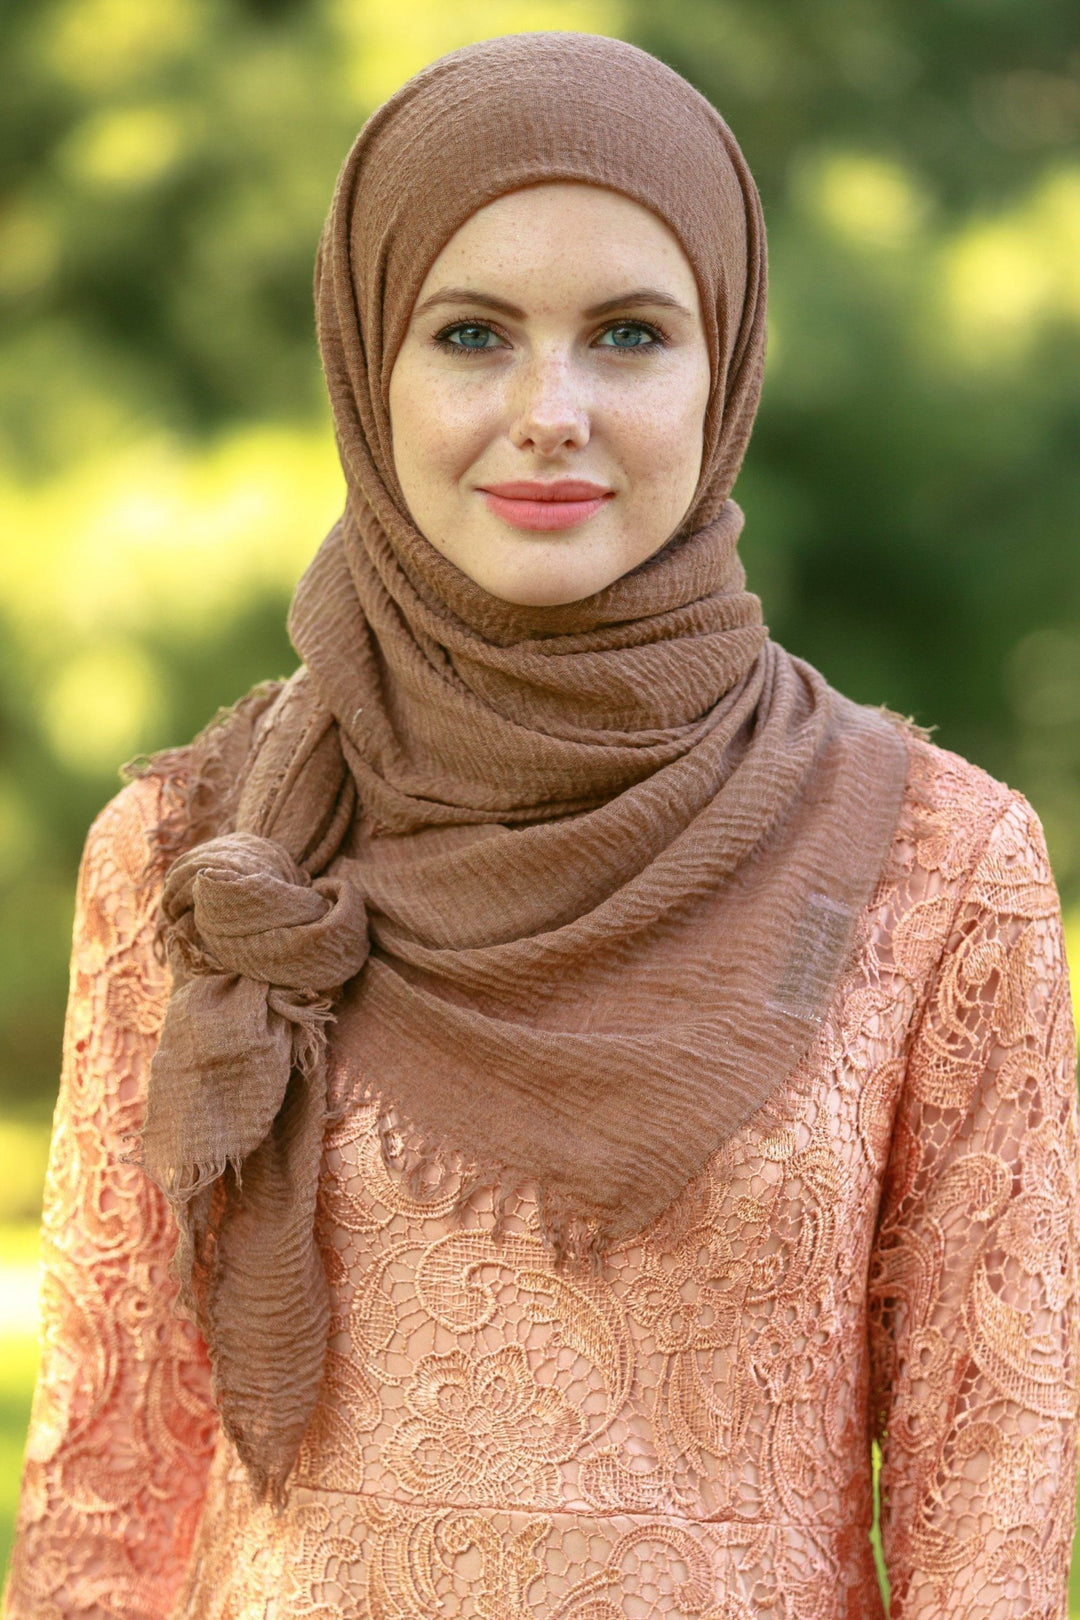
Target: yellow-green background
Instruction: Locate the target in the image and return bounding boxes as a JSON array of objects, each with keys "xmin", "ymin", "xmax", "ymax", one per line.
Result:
[{"xmin": 2, "ymin": 0, "xmax": 1079, "ymax": 1603}]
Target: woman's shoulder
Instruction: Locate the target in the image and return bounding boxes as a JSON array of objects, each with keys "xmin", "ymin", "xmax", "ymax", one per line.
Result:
[
  {"xmin": 79, "ymin": 678, "xmax": 287, "ymax": 923},
  {"xmin": 895, "ymin": 731, "xmax": 1054, "ymax": 902},
  {"xmin": 86, "ymin": 772, "xmax": 171, "ymax": 871},
  {"xmin": 76, "ymin": 773, "xmax": 176, "ymax": 958}
]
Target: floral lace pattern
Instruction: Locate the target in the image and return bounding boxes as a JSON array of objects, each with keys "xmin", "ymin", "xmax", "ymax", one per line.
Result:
[
  {"xmin": 3, "ymin": 739, "xmax": 1078, "ymax": 1619},
  {"xmin": 1, "ymin": 783, "xmax": 217, "ymax": 1620}
]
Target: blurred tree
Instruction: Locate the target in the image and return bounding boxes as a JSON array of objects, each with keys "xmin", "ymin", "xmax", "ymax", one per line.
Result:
[{"xmin": 0, "ymin": 0, "xmax": 1078, "ymax": 1116}]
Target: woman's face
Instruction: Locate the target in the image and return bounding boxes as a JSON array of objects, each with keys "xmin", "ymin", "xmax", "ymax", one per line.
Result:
[{"xmin": 388, "ymin": 183, "xmax": 711, "ymax": 607}]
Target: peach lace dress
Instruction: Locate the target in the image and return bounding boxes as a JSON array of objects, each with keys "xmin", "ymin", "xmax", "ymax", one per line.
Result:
[{"xmin": 4, "ymin": 737, "xmax": 1078, "ymax": 1620}]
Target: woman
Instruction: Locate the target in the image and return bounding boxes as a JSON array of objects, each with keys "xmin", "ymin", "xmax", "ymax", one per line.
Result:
[{"xmin": 4, "ymin": 32, "xmax": 1078, "ymax": 1620}]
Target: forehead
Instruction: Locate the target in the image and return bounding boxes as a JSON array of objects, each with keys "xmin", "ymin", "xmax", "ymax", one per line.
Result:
[{"xmin": 415, "ymin": 183, "xmax": 700, "ymax": 307}]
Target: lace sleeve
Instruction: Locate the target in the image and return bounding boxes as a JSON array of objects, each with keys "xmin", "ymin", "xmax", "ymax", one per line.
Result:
[
  {"xmin": 869, "ymin": 792, "xmax": 1080, "ymax": 1617},
  {"xmin": 2, "ymin": 780, "xmax": 218, "ymax": 1620}
]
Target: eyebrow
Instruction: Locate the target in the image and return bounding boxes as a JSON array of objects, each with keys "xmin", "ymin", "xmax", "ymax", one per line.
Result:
[{"xmin": 412, "ymin": 286, "xmax": 695, "ymax": 321}]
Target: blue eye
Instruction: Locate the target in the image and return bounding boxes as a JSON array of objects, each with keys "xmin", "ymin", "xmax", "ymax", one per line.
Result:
[
  {"xmin": 440, "ymin": 323, "xmax": 502, "ymax": 351},
  {"xmin": 596, "ymin": 322, "xmax": 660, "ymax": 349}
]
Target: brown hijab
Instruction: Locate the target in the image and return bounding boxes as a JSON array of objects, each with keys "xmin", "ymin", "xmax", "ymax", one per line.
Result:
[{"xmin": 135, "ymin": 32, "xmax": 909, "ymax": 1504}]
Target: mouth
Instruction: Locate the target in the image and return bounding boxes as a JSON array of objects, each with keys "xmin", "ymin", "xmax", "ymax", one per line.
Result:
[{"xmin": 477, "ymin": 479, "xmax": 614, "ymax": 533}]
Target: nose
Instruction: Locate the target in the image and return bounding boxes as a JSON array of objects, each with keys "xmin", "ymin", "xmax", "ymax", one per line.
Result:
[{"xmin": 508, "ymin": 351, "xmax": 590, "ymax": 456}]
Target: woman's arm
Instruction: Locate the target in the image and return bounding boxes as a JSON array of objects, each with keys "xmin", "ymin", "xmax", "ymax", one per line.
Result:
[
  {"xmin": 2, "ymin": 779, "xmax": 218, "ymax": 1620},
  {"xmin": 869, "ymin": 792, "xmax": 1080, "ymax": 1617}
]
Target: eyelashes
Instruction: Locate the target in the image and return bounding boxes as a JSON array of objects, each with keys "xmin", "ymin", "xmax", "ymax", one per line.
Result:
[
  {"xmin": 594, "ymin": 320, "xmax": 668, "ymax": 351},
  {"xmin": 434, "ymin": 321, "xmax": 506, "ymax": 354},
  {"xmin": 431, "ymin": 317, "xmax": 670, "ymax": 356}
]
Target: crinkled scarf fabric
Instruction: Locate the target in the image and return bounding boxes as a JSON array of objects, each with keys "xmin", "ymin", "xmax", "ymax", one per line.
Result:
[{"xmin": 136, "ymin": 33, "xmax": 909, "ymax": 1503}]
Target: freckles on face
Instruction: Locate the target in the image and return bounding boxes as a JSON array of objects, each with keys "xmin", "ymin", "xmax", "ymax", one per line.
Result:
[{"xmin": 387, "ymin": 182, "xmax": 712, "ymax": 608}]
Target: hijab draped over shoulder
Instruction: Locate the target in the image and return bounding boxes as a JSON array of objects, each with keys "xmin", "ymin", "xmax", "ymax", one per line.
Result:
[{"xmin": 134, "ymin": 32, "xmax": 909, "ymax": 1503}]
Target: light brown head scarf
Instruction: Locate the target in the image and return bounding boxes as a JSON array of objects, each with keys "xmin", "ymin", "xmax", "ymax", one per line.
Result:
[{"xmin": 136, "ymin": 32, "xmax": 909, "ymax": 1504}]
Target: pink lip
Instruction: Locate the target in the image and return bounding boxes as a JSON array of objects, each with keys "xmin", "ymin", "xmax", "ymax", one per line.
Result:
[{"xmin": 478, "ymin": 479, "xmax": 614, "ymax": 532}]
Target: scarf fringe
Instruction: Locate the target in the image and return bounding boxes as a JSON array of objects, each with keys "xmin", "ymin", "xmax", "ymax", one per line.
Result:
[
  {"xmin": 360, "ymin": 1083, "xmax": 609, "ymax": 1272},
  {"xmin": 271, "ymin": 990, "xmax": 336, "ymax": 1079}
]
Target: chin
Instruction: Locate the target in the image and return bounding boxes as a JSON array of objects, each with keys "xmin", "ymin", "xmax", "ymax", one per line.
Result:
[
  {"xmin": 471, "ymin": 563, "xmax": 622, "ymax": 608},
  {"xmin": 457, "ymin": 533, "xmax": 644, "ymax": 608}
]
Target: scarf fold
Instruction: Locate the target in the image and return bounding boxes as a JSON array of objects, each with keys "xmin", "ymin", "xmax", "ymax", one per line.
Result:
[{"xmin": 135, "ymin": 32, "xmax": 909, "ymax": 1504}]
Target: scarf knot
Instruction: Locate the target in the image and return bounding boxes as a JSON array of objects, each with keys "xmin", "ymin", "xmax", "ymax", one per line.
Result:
[{"xmin": 161, "ymin": 832, "xmax": 369, "ymax": 992}]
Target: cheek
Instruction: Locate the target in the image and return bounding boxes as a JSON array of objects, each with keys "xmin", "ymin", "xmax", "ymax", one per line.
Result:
[
  {"xmin": 607, "ymin": 365, "xmax": 709, "ymax": 502},
  {"xmin": 391, "ymin": 356, "xmax": 501, "ymax": 491}
]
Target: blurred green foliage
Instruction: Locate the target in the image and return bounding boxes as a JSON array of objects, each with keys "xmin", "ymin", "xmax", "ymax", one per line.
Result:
[
  {"xmin": 631, "ymin": 0, "xmax": 1080, "ymax": 868},
  {"xmin": 0, "ymin": 1226, "xmax": 44, "ymax": 1577},
  {"xmin": 0, "ymin": 0, "xmax": 1078, "ymax": 1137}
]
